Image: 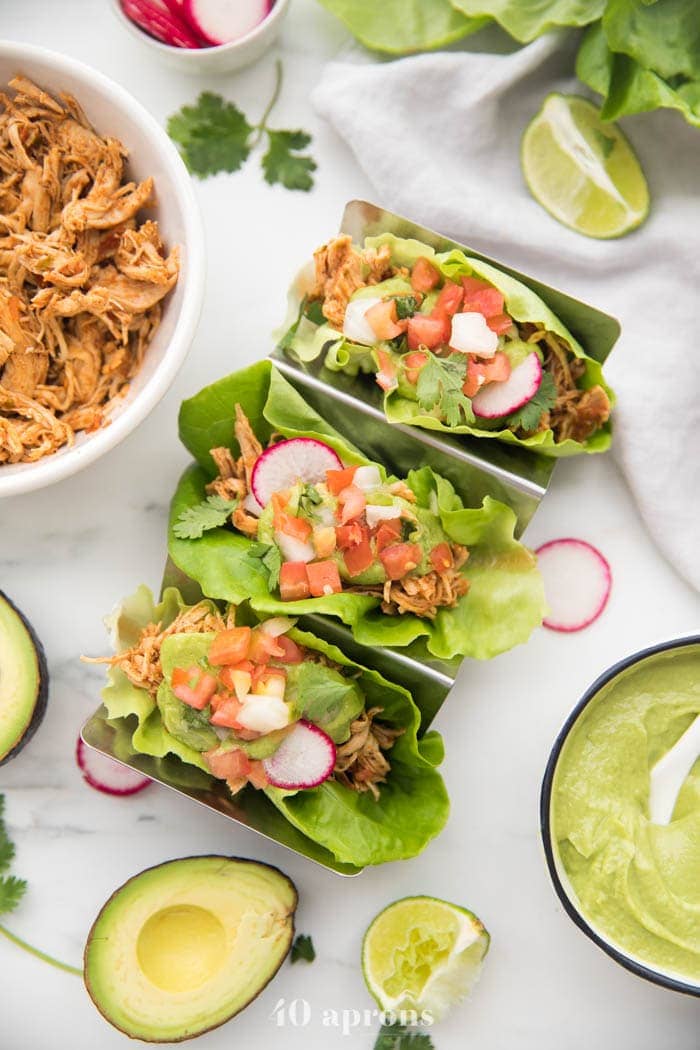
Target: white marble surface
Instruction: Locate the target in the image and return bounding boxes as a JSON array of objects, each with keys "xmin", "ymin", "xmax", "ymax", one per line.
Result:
[{"xmin": 1, "ymin": 3, "xmax": 699, "ymax": 1048}]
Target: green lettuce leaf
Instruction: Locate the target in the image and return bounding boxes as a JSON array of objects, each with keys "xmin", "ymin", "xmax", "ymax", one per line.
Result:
[
  {"xmin": 97, "ymin": 588, "xmax": 449, "ymax": 867},
  {"xmin": 577, "ymin": 21, "xmax": 700, "ymax": 127},
  {"xmin": 449, "ymin": 0, "xmax": 604, "ymax": 43},
  {"xmin": 316, "ymin": 0, "xmax": 487, "ymax": 54},
  {"xmin": 602, "ymin": 0, "xmax": 700, "ymax": 81},
  {"xmin": 171, "ymin": 363, "xmax": 545, "ymax": 660}
]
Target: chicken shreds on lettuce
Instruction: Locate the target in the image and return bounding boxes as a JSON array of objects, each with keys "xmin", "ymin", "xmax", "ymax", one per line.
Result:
[
  {"xmin": 0, "ymin": 77, "xmax": 179, "ymax": 464},
  {"xmin": 280, "ymin": 232, "xmax": 614, "ymax": 456},
  {"xmin": 87, "ymin": 585, "xmax": 449, "ymax": 867},
  {"xmin": 167, "ymin": 361, "xmax": 546, "ymax": 661}
]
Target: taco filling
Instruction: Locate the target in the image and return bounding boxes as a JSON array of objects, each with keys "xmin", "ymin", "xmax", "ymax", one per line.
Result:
[
  {"xmin": 183, "ymin": 404, "xmax": 469, "ymax": 620},
  {"xmin": 283, "ymin": 233, "xmax": 612, "ymax": 451}
]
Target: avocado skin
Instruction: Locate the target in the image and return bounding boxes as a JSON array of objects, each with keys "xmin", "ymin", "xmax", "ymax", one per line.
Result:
[
  {"xmin": 0, "ymin": 590, "xmax": 49, "ymax": 766},
  {"xmin": 83, "ymin": 855, "xmax": 298, "ymax": 1043}
]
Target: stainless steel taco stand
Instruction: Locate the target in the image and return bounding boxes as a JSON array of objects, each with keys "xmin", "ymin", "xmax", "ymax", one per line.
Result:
[{"xmin": 82, "ymin": 201, "xmax": 620, "ymax": 876}]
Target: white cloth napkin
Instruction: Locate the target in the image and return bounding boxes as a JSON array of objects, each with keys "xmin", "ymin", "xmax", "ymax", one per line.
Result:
[{"xmin": 312, "ymin": 33, "xmax": 700, "ymax": 591}]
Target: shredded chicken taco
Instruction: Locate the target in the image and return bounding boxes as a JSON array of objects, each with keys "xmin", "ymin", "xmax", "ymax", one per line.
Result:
[
  {"xmin": 167, "ymin": 361, "xmax": 546, "ymax": 661},
  {"xmin": 280, "ymin": 232, "xmax": 614, "ymax": 456},
  {"xmin": 88, "ymin": 585, "xmax": 449, "ymax": 867},
  {"xmin": 0, "ymin": 76, "xmax": 179, "ymax": 464}
]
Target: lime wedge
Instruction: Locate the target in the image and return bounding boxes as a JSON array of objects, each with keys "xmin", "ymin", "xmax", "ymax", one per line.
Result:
[
  {"xmin": 361, "ymin": 896, "xmax": 489, "ymax": 1022},
  {"xmin": 521, "ymin": 93, "xmax": 649, "ymax": 239}
]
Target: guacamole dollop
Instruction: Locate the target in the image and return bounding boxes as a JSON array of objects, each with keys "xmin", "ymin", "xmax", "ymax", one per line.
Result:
[{"xmin": 552, "ymin": 646, "xmax": 700, "ymax": 981}]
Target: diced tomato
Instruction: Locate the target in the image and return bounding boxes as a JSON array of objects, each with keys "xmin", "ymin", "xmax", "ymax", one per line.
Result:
[
  {"xmin": 171, "ymin": 666, "xmax": 217, "ymax": 710},
  {"xmin": 462, "ymin": 352, "xmax": 511, "ymax": 398},
  {"xmin": 407, "ymin": 314, "xmax": 445, "ymax": 351},
  {"xmin": 210, "ymin": 695, "xmax": 244, "ymax": 729},
  {"xmin": 279, "ymin": 562, "xmax": 310, "ymax": 601},
  {"xmin": 433, "ymin": 280, "xmax": 464, "ymax": 318},
  {"xmin": 275, "ymin": 634, "xmax": 304, "ymax": 664},
  {"xmin": 429, "ymin": 543, "xmax": 454, "ymax": 573},
  {"xmin": 366, "ymin": 300, "xmax": 403, "ymax": 341},
  {"xmin": 336, "ymin": 522, "xmax": 367, "ymax": 549},
  {"xmin": 208, "ymin": 626, "xmax": 251, "ymax": 666},
  {"xmin": 337, "ymin": 484, "xmax": 366, "ymax": 524},
  {"xmin": 483, "ymin": 351, "xmax": 511, "ymax": 382},
  {"xmin": 247, "ymin": 760, "xmax": 269, "ymax": 789},
  {"xmin": 312, "ymin": 525, "xmax": 336, "ymax": 558},
  {"xmin": 462, "ymin": 357, "xmax": 487, "ymax": 398},
  {"xmin": 375, "ymin": 347, "xmax": 398, "ymax": 392},
  {"xmin": 486, "ymin": 312, "xmax": 513, "ymax": 335},
  {"xmin": 307, "ymin": 560, "xmax": 342, "ymax": 597},
  {"xmin": 462, "ymin": 287, "xmax": 505, "ymax": 319},
  {"xmin": 403, "ymin": 351, "xmax": 428, "ymax": 385},
  {"xmin": 343, "ymin": 538, "xmax": 374, "ymax": 577},
  {"xmin": 280, "ymin": 513, "xmax": 312, "ymax": 541},
  {"xmin": 326, "ymin": 466, "xmax": 357, "ymax": 495},
  {"xmin": 411, "ymin": 257, "xmax": 441, "ymax": 293},
  {"xmin": 374, "ymin": 518, "xmax": 403, "ymax": 553},
  {"xmin": 248, "ymin": 627, "xmax": 285, "ymax": 663},
  {"xmin": 271, "ymin": 491, "xmax": 289, "ymax": 525},
  {"xmin": 379, "ymin": 543, "xmax": 423, "ymax": 581},
  {"xmin": 204, "ymin": 747, "xmax": 251, "ymax": 781},
  {"xmin": 461, "ymin": 275, "xmax": 492, "ymax": 298}
]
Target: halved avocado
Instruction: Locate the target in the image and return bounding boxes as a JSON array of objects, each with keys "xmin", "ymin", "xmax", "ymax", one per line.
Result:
[
  {"xmin": 84, "ymin": 855, "xmax": 298, "ymax": 1042},
  {"xmin": 0, "ymin": 590, "xmax": 48, "ymax": 765}
]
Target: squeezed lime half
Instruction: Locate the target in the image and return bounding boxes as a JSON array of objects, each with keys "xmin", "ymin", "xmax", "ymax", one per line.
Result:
[
  {"xmin": 361, "ymin": 895, "xmax": 490, "ymax": 1021},
  {"xmin": 521, "ymin": 93, "xmax": 649, "ymax": 238}
]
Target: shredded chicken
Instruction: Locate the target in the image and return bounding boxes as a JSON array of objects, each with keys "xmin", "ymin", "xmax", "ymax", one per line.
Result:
[
  {"xmin": 205, "ymin": 406, "xmax": 272, "ymax": 535},
  {"xmin": 312, "ymin": 234, "xmax": 393, "ymax": 328},
  {"xmin": 334, "ymin": 707, "xmax": 404, "ymax": 799},
  {"xmin": 82, "ymin": 601, "xmax": 232, "ymax": 697},
  {"xmin": 0, "ymin": 76, "xmax": 180, "ymax": 464}
]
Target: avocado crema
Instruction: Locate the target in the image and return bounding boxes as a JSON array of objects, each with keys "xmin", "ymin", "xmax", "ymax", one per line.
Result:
[
  {"xmin": 552, "ymin": 647, "xmax": 700, "ymax": 981},
  {"xmin": 84, "ymin": 856, "xmax": 297, "ymax": 1042}
]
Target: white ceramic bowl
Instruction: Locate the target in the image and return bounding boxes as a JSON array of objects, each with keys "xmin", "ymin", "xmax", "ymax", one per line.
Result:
[
  {"xmin": 0, "ymin": 42, "xmax": 205, "ymax": 498},
  {"xmin": 108, "ymin": 0, "xmax": 291, "ymax": 75}
]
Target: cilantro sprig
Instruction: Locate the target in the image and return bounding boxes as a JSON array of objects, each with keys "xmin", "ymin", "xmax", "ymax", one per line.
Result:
[
  {"xmin": 415, "ymin": 351, "xmax": 475, "ymax": 428},
  {"xmin": 290, "ymin": 933, "xmax": 315, "ymax": 964},
  {"xmin": 246, "ymin": 542, "xmax": 283, "ymax": 591},
  {"xmin": 507, "ymin": 370, "xmax": 557, "ymax": 432},
  {"xmin": 173, "ymin": 494, "xmax": 238, "ymax": 540},
  {"xmin": 168, "ymin": 61, "xmax": 316, "ymax": 192},
  {"xmin": 0, "ymin": 794, "xmax": 81, "ymax": 976}
]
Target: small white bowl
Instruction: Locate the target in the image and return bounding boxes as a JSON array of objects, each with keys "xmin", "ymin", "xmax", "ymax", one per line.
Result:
[
  {"xmin": 109, "ymin": 0, "xmax": 291, "ymax": 75},
  {"xmin": 0, "ymin": 42, "xmax": 205, "ymax": 498}
]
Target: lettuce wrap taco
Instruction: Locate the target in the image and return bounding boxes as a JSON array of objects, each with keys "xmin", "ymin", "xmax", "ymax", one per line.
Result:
[
  {"xmin": 280, "ymin": 232, "xmax": 614, "ymax": 456},
  {"xmin": 90, "ymin": 585, "xmax": 449, "ymax": 867},
  {"xmin": 168, "ymin": 362, "xmax": 545, "ymax": 661}
]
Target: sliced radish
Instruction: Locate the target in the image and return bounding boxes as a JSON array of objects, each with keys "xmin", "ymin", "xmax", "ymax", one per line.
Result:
[
  {"xmin": 183, "ymin": 0, "xmax": 270, "ymax": 45},
  {"xmin": 536, "ymin": 538, "xmax": 612, "ymax": 632},
  {"xmin": 472, "ymin": 352, "xmax": 542, "ymax": 419},
  {"xmin": 263, "ymin": 720, "xmax": 336, "ymax": 790},
  {"xmin": 243, "ymin": 491, "xmax": 264, "ymax": 518},
  {"xmin": 76, "ymin": 738, "xmax": 152, "ymax": 796},
  {"xmin": 121, "ymin": 0, "xmax": 204, "ymax": 47},
  {"xmin": 251, "ymin": 438, "xmax": 342, "ymax": 507}
]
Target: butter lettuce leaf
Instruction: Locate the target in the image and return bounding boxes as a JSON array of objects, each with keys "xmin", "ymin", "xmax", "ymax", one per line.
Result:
[
  {"xmin": 97, "ymin": 588, "xmax": 449, "ymax": 867},
  {"xmin": 171, "ymin": 363, "xmax": 545, "ymax": 659},
  {"xmin": 450, "ymin": 0, "xmax": 604, "ymax": 43},
  {"xmin": 317, "ymin": 0, "xmax": 486, "ymax": 54}
]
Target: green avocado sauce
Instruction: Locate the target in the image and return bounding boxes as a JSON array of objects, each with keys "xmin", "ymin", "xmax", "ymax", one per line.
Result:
[{"xmin": 552, "ymin": 646, "xmax": 700, "ymax": 981}]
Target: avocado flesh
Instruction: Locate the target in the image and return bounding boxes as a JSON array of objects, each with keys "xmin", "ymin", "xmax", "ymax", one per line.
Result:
[
  {"xmin": 0, "ymin": 591, "xmax": 47, "ymax": 764},
  {"xmin": 84, "ymin": 855, "xmax": 297, "ymax": 1043}
]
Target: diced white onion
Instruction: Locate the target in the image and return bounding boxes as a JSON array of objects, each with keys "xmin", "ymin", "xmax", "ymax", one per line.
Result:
[
  {"xmin": 450, "ymin": 312, "xmax": 498, "ymax": 357},
  {"xmin": 260, "ymin": 616, "xmax": 296, "ymax": 637},
  {"xmin": 365, "ymin": 502, "xmax": 402, "ymax": 528},
  {"xmin": 343, "ymin": 297, "xmax": 381, "ymax": 345},
  {"xmin": 274, "ymin": 531, "xmax": 315, "ymax": 564},
  {"xmin": 353, "ymin": 465, "xmax": 382, "ymax": 491},
  {"xmin": 237, "ymin": 696, "xmax": 290, "ymax": 733},
  {"xmin": 243, "ymin": 492, "xmax": 264, "ymax": 517},
  {"xmin": 253, "ymin": 676, "xmax": 286, "ymax": 700}
]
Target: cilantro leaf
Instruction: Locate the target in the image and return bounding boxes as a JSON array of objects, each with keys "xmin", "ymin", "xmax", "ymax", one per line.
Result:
[
  {"xmin": 0, "ymin": 796, "xmax": 14, "ymax": 874},
  {"xmin": 507, "ymin": 370, "xmax": 557, "ymax": 432},
  {"xmin": 299, "ymin": 484, "xmax": 322, "ymax": 517},
  {"xmin": 393, "ymin": 295, "xmax": 420, "ymax": 320},
  {"xmin": 0, "ymin": 875, "xmax": 27, "ymax": 916},
  {"xmin": 246, "ymin": 543, "xmax": 282, "ymax": 591},
  {"xmin": 374, "ymin": 1023, "xmax": 435, "ymax": 1050},
  {"xmin": 167, "ymin": 93, "xmax": 253, "ymax": 177},
  {"xmin": 173, "ymin": 494, "xmax": 238, "ymax": 540},
  {"xmin": 290, "ymin": 933, "xmax": 315, "ymax": 963},
  {"xmin": 262, "ymin": 129, "xmax": 316, "ymax": 191},
  {"xmin": 416, "ymin": 352, "xmax": 475, "ymax": 428}
]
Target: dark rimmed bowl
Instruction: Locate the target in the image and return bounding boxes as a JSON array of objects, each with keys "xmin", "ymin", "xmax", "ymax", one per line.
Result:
[{"xmin": 540, "ymin": 636, "xmax": 700, "ymax": 998}]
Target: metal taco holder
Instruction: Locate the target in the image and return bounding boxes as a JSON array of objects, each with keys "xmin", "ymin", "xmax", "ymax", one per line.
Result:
[{"xmin": 81, "ymin": 201, "xmax": 620, "ymax": 875}]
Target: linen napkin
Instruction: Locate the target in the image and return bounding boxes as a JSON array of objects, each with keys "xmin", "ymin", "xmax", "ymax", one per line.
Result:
[{"xmin": 312, "ymin": 33, "xmax": 700, "ymax": 591}]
